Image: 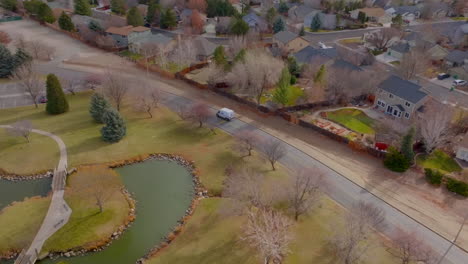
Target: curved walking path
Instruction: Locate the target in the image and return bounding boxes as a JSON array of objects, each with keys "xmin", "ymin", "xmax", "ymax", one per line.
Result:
[{"xmin": 0, "ymin": 125, "xmax": 71, "ymax": 264}]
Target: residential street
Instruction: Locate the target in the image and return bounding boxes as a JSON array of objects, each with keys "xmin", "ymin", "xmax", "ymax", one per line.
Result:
[{"xmin": 1, "ymin": 19, "xmax": 468, "ymax": 264}]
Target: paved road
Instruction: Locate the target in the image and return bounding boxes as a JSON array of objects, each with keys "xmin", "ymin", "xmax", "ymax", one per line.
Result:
[{"xmin": 0, "ymin": 126, "xmax": 71, "ymax": 264}]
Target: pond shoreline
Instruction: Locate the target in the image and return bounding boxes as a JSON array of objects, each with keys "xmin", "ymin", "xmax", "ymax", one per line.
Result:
[{"xmin": 0, "ymin": 153, "xmax": 207, "ymax": 263}]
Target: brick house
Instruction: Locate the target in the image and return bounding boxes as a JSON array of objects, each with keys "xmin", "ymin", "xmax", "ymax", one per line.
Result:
[
  {"xmin": 272, "ymin": 31, "xmax": 309, "ymax": 54},
  {"xmin": 374, "ymin": 75, "xmax": 428, "ymax": 120}
]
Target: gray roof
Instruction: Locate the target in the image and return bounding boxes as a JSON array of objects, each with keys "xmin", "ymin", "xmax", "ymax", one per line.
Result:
[
  {"xmin": 394, "ymin": 104, "xmax": 405, "ymax": 112},
  {"xmin": 331, "ymin": 59, "xmax": 363, "ymax": 72},
  {"xmin": 289, "ymin": 5, "xmax": 317, "ymax": 20},
  {"xmin": 395, "ymin": 6, "xmax": 421, "ymax": 15},
  {"xmin": 193, "ymin": 37, "xmax": 217, "ymax": 56},
  {"xmin": 292, "ymin": 46, "xmax": 337, "ymax": 64},
  {"xmin": 134, "ymin": 33, "xmax": 173, "ymax": 45},
  {"xmin": 273, "ymin": 31, "xmax": 299, "ymax": 45},
  {"xmin": 379, "ymin": 75, "xmax": 427, "ymax": 104},
  {"xmin": 374, "ymin": 0, "xmax": 391, "ymax": 8},
  {"xmin": 390, "ymin": 43, "xmax": 410, "ymax": 53},
  {"xmin": 445, "ymin": 50, "xmax": 468, "ymax": 64}
]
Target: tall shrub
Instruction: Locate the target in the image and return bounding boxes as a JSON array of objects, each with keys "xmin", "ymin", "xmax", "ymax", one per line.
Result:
[
  {"xmin": 74, "ymin": 0, "xmax": 91, "ymax": 16},
  {"xmin": 59, "ymin": 12, "xmax": 75, "ymax": 31},
  {"xmin": 89, "ymin": 93, "xmax": 111, "ymax": 123},
  {"xmin": 46, "ymin": 74, "xmax": 69, "ymax": 115},
  {"xmin": 127, "ymin": 7, "xmax": 144, "ymax": 26},
  {"xmin": 101, "ymin": 108, "xmax": 126, "ymax": 143},
  {"xmin": 400, "ymin": 127, "xmax": 415, "ymax": 163},
  {"xmin": 384, "ymin": 147, "xmax": 410, "ymax": 172}
]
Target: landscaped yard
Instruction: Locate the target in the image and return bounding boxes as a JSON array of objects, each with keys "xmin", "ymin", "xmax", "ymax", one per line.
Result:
[
  {"xmin": 119, "ymin": 50, "xmax": 143, "ymax": 61},
  {"xmin": 261, "ymin": 85, "xmax": 306, "ymax": 106},
  {"xmin": 325, "ymin": 108, "xmax": 376, "ymax": 135},
  {"xmin": 417, "ymin": 150, "xmax": 462, "ymax": 174}
]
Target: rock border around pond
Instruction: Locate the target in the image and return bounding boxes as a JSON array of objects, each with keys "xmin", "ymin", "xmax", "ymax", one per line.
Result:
[{"xmin": 0, "ymin": 169, "xmax": 54, "ymax": 181}]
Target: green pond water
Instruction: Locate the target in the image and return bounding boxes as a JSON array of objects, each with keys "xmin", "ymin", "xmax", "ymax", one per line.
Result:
[
  {"xmin": 0, "ymin": 177, "xmax": 51, "ymax": 210},
  {"xmin": 1, "ymin": 160, "xmax": 194, "ymax": 264}
]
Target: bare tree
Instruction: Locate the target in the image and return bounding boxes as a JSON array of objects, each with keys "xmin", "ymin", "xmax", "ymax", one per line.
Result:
[
  {"xmin": 140, "ymin": 42, "xmax": 160, "ymax": 74},
  {"xmin": 170, "ymin": 37, "xmax": 197, "ymax": 66},
  {"xmin": 72, "ymin": 166, "xmax": 120, "ymax": 213},
  {"xmin": 0, "ymin": 31, "xmax": 11, "ymax": 45},
  {"xmin": 95, "ymin": 35, "xmax": 116, "ymax": 50},
  {"xmin": 62, "ymin": 78, "xmax": 82, "ymax": 95},
  {"xmin": 261, "ymin": 139, "xmax": 287, "ymax": 171},
  {"xmin": 101, "ymin": 71, "xmax": 129, "ymax": 111},
  {"xmin": 176, "ymin": 104, "xmax": 193, "ymax": 121},
  {"xmin": 10, "ymin": 64, "xmax": 44, "ymax": 108},
  {"xmin": 242, "ymin": 209, "xmax": 293, "ymax": 264},
  {"xmin": 386, "ymin": 229, "xmax": 437, "ymax": 264},
  {"xmin": 27, "ymin": 40, "xmax": 55, "ymax": 60},
  {"xmin": 286, "ymin": 168, "xmax": 323, "ymax": 221},
  {"xmin": 417, "ymin": 101, "xmax": 454, "ymax": 153},
  {"xmin": 14, "ymin": 35, "xmax": 28, "ymax": 50},
  {"xmin": 364, "ymin": 28, "xmax": 402, "ymax": 51},
  {"xmin": 132, "ymin": 83, "xmax": 162, "ymax": 118},
  {"xmin": 233, "ymin": 130, "xmax": 259, "ymax": 157},
  {"xmin": 225, "ymin": 49, "xmax": 283, "ymax": 104},
  {"xmin": 190, "ymin": 102, "xmax": 211, "ymax": 128},
  {"xmin": 8, "ymin": 120, "xmax": 33, "ymax": 142},
  {"xmin": 84, "ymin": 73, "xmax": 104, "ymax": 90},
  {"xmin": 396, "ymin": 49, "xmax": 430, "ymax": 80},
  {"xmin": 329, "ymin": 201, "xmax": 386, "ymax": 264}
]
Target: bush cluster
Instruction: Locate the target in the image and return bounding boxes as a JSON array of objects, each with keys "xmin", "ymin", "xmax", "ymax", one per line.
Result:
[
  {"xmin": 446, "ymin": 177, "xmax": 468, "ymax": 197},
  {"xmin": 424, "ymin": 168, "xmax": 443, "ymax": 186}
]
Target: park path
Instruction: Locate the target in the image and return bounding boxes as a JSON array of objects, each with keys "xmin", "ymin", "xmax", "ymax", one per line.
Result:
[{"xmin": 0, "ymin": 125, "xmax": 71, "ymax": 264}]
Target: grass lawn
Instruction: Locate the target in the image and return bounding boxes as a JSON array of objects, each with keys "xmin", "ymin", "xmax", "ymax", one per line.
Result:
[
  {"xmin": 0, "ymin": 167, "xmax": 130, "ymax": 257},
  {"xmin": 326, "ymin": 108, "xmax": 375, "ymax": 135},
  {"xmin": 119, "ymin": 51, "xmax": 143, "ymax": 61},
  {"xmin": 451, "ymin": 17, "xmax": 468, "ymax": 21},
  {"xmin": 417, "ymin": 150, "xmax": 462, "ymax": 174},
  {"xmin": 146, "ymin": 198, "xmax": 395, "ymax": 264},
  {"xmin": 339, "ymin": 38, "xmax": 362, "ymax": 44},
  {"xmin": 261, "ymin": 86, "xmax": 305, "ymax": 106},
  {"xmin": 389, "ymin": 61, "xmax": 400, "ymax": 66}
]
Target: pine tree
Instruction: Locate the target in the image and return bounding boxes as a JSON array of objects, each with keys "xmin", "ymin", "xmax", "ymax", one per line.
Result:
[
  {"xmin": 146, "ymin": 0, "xmax": 160, "ymax": 24},
  {"xmin": 46, "ymin": 74, "xmax": 69, "ymax": 115},
  {"xmin": 89, "ymin": 93, "xmax": 111, "ymax": 123},
  {"xmin": 384, "ymin": 147, "xmax": 410, "ymax": 172},
  {"xmin": 299, "ymin": 26, "xmax": 305, "ymax": 36},
  {"xmin": 266, "ymin": 7, "xmax": 276, "ymax": 24},
  {"xmin": 273, "ymin": 17, "xmax": 285, "ymax": 34},
  {"xmin": 392, "ymin": 14, "xmax": 403, "ymax": 27},
  {"xmin": 230, "ymin": 18, "xmax": 249, "ymax": 35},
  {"xmin": 59, "ymin": 12, "xmax": 75, "ymax": 31},
  {"xmin": 287, "ymin": 57, "xmax": 300, "ymax": 77},
  {"xmin": 74, "ymin": 0, "xmax": 91, "ymax": 16},
  {"xmin": 37, "ymin": 2, "xmax": 55, "ymax": 23},
  {"xmin": 127, "ymin": 7, "xmax": 144, "ymax": 26},
  {"xmin": 0, "ymin": 0, "xmax": 17, "ymax": 12},
  {"xmin": 314, "ymin": 65, "xmax": 326, "ymax": 85},
  {"xmin": 278, "ymin": 1, "xmax": 289, "ymax": 13},
  {"xmin": 213, "ymin": 46, "xmax": 227, "ymax": 67},
  {"xmin": 358, "ymin": 11, "xmax": 366, "ymax": 24},
  {"xmin": 310, "ymin": 14, "xmax": 321, "ymax": 32},
  {"xmin": 400, "ymin": 127, "xmax": 415, "ymax": 164},
  {"xmin": 273, "ymin": 68, "xmax": 291, "ymax": 107},
  {"xmin": 160, "ymin": 8, "xmax": 177, "ymax": 29},
  {"xmin": 0, "ymin": 44, "xmax": 15, "ymax": 78},
  {"xmin": 101, "ymin": 108, "xmax": 126, "ymax": 143},
  {"xmin": 14, "ymin": 48, "xmax": 32, "ymax": 67},
  {"xmin": 110, "ymin": 0, "xmax": 126, "ymax": 15},
  {"xmin": 88, "ymin": 20, "xmax": 103, "ymax": 32}
]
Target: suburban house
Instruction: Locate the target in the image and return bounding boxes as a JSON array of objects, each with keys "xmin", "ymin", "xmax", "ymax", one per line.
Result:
[
  {"xmin": 385, "ymin": 6, "xmax": 421, "ymax": 23},
  {"xmin": 426, "ymin": 44, "xmax": 449, "ymax": 62},
  {"xmin": 456, "ymin": 133, "xmax": 468, "ymax": 162},
  {"xmin": 288, "ymin": 5, "xmax": 317, "ymax": 23},
  {"xmin": 330, "ymin": 59, "xmax": 363, "ymax": 72},
  {"xmin": 242, "ymin": 12, "xmax": 268, "ymax": 32},
  {"xmin": 292, "ymin": 46, "xmax": 337, "ymax": 64},
  {"xmin": 272, "ymin": 31, "xmax": 309, "ymax": 54},
  {"xmin": 444, "ymin": 50, "xmax": 468, "ymax": 67},
  {"xmin": 128, "ymin": 33, "xmax": 175, "ymax": 54},
  {"xmin": 350, "ymin": 8, "xmax": 392, "ymax": 26},
  {"xmin": 454, "ymin": 23, "xmax": 468, "ymax": 47},
  {"xmin": 105, "ymin": 25, "xmax": 150, "ymax": 48},
  {"xmin": 192, "ymin": 36, "xmax": 217, "ymax": 61},
  {"xmin": 303, "ymin": 11, "xmax": 337, "ymax": 30},
  {"xmin": 387, "ymin": 43, "xmax": 410, "ymax": 60},
  {"xmin": 374, "ymin": 75, "xmax": 428, "ymax": 120}
]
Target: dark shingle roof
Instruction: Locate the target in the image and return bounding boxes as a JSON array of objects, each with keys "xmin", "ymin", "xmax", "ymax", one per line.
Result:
[
  {"xmin": 273, "ymin": 31, "xmax": 299, "ymax": 45},
  {"xmin": 445, "ymin": 50, "xmax": 468, "ymax": 64},
  {"xmin": 379, "ymin": 75, "xmax": 427, "ymax": 104},
  {"xmin": 390, "ymin": 43, "xmax": 410, "ymax": 53},
  {"xmin": 331, "ymin": 59, "xmax": 363, "ymax": 72},
  {"xmin": 292, "ymin": 46, "xmax": 337, "ymax": 64}
]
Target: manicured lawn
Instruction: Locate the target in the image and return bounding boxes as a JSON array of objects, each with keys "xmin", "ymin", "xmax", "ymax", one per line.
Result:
[
  {"xmin": 119, "ymin": 50, "xmax": 143, "ymax": 61},
  {"xmin": 326, "ymin": 108, "xmax": 375, "ymax": 135},
  {"xmin": 417, "ymin": 150, "xmax": 462, "ymax": 174},
  {"xmin": 147, "ymin": 198, "xmax": 395, "ymax": 264}
]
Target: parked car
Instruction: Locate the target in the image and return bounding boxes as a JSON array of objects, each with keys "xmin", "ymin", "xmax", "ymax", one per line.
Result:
[
  {"xmin": 453, "ymin": 79, "xmax": 467, "ymax": 86},
  {"xmin": 318, "ymin": 42, "xmax": 332, "ymax": 49},
  {"xmin": 437, "ymin": 73, "xmax": 450, "ymax": 80},
  {"xmin": 37, "ymin": 95, "xmax": 47, "ymax": 104},
  {"xmin": 216, "ymin": 108, "xmax": 235, "ymax": 121}
]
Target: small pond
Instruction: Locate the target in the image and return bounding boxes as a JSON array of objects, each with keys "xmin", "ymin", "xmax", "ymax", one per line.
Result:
[{"xmin": 0, "ymin": 177, "xmax": 52, "ymax": 210}]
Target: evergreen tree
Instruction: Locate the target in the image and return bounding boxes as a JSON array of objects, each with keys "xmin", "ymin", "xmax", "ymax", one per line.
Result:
[
  {"xmin": 313, "ymin": 65, "xmax": 326, "ymax": 85},
  {"xmin": 23, "ymin": 0, "xmax": 41, "ymax": 14},
  {"xmin": 14, "ymin": 48, "xmax": 32, "ymax": 67},
  {"xmin": 46, "ymin": 74, "xmax": 69, "ymax": 115},
  {"xmin": 127, "ymin": 7, "xmax": 144, "ymax": 26},
  {"xmin": 88, "ymin": 20, "xmax": 103, "ymax": 32},
  {"xmin": 213, "ymin": 46, "xmax": 227, "ymax": 67},
  {"xmin": 287, "ymin": 57, "xmax": 300, "ymax": 77},
  {"xmin": 59, "ymin": 12, "xmax": 75, "ymax": 31},
  {"xmin": 146, "ymin": 0, "xmax": 160, "ymax": 24},
  {"xmin": 89, "ymin": 93, "xmax": 111, "ymax": 123},
  {"xmin": 0, "ymin": 44, "xmax": 15, "ymax": 78},
  {"xmin": 273, "ymin": 17, "xmax": 285, "ymax": 33},
  {"xmin": 160, "ymin": 9, "xmax": 177, "ymax": 29},
  {"xmin": 101, "ymin": 108, "xmax": 126, "ymax": 143},
  {"xmin": 233, "ymin": 48, "xmax": 246, "ymax": 63},
  {"xmin": 74, "ymin": 0, "xmax": 91, "ymax": 16},
  {"xmin": 384, "ymin": 147, "xmax": 410, "ymax": 172},
  {"xmin": 278, "ymin": 1, "xmax": 289, "ymax": 13},
  {"xmin": 38, "ymin": 3, "xmax": 55, "ymax": 24},
  {"xmin": 0, "ymin": 0, "xmax": 17, "ymax": 11},
  {"xmin": 230, "ymin": 18, "xmax": 249, "ymax": 35},
  {"xmin": 110, "ymin": 0, "xmax": 126, "ymax": 15},
  {"xmin": 400, "ymin": 127, "xmax": 415, "ymax": 163},
  {"xmin": 299, "ymin": 26, "xmax": 305, "ymax": 36},
  {"xmin": 273, "ymin": 68, "xmax": 291, "ymax": 107},
  {"xmin": 392, "ymin": 14, "xmax": 403, "ymax": 27},
  {"xmin": 310, "ymin": 14, "xmax": 321, "ymax": 32},
  {"xmin": 357, "ymin": 11, "xmax": 366, "ymax": 24},
  {"xmin": 266, "ymin": 7, "xmax": 276, "ymax": 24},
  {"xmin": 206, "ymin": 0, "xmax": 235, "ymax": 18}
]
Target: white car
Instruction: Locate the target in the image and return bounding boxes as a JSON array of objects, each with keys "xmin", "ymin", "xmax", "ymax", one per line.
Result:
[
  {"xmin": 216, "ymin": 108, "xmax": 235, "ymax": 121},
  {"xmin": 453, "ymin": 79, "xmax": 467, "ymax": 86},
  {"xmin": 318, "ymin": 42, "xmax": 332, "ymax": 49}
]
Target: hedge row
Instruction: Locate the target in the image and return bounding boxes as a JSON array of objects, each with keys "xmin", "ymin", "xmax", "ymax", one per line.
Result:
[{"xmin": 424, "ymin": 168, "xmax": 468, "ymax": 197}]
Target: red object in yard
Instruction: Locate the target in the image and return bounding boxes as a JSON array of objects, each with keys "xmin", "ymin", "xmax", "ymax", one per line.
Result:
[{"xmin": 375, "ymin": 142, "xmax": 389, "ymax": 151}]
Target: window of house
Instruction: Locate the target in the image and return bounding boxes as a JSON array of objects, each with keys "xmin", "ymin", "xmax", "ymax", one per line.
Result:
[
  {"xmin": 398, "ymin": 112, "xmax": 402, "ymax": 118},
  {"xmin": 405, "ymin": 113, "xmax": 410, "ymax": 119},
  {"xmin": 389, "ymin": 94, "xmax": 394, "ymax": 98},
  {"xmin": 405, "ymin": 102, "xmax": 411, "ymax": 107}
]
